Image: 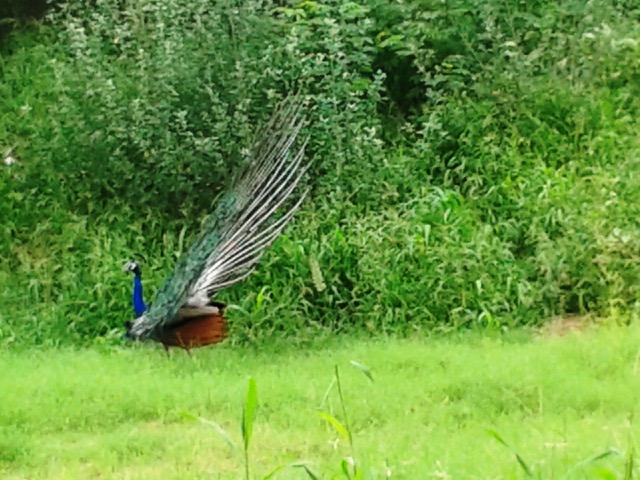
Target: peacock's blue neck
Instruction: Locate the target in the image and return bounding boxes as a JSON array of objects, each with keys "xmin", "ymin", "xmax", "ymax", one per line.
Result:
[{"xmin": 132, "ymin": 274, "xmax": 147, "ymax": 317}]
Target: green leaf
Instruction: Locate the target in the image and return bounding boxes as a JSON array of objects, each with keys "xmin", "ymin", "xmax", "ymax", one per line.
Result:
[
  {"xmin": 591, "ymin": 467, "xmax": 618, "ymax": 480},
  {"xmin": 341, "ymin": 459, "xmax": 353, "ymax": 479},
  {"xmin": 486, "ymin": 429, "xmax": 532, "ymax": 477},
  {"xmin": 242, "ymin": 377, "xmax": 258, "ymax": 452},
  {"xmin": 350, "ymin": 78, "xmax": 372, "ymax": 93},
  {"xmin": 583, "ymin": 449, "xmax": 620, "ymax": 464},
  {"xmin": 292, "ymin": 462, "xmax": 321, "ymax": 480},
  {"xmin": 177, "ymin": 225, "xmax": 187, "ymax": 255},
  {"xmin": 318, "ymin": 411, "xmax": 350, "ymax": 441},
  {"xmin": 624, "ymin": 448, "xmax": 634, "ymax": 480},
  {"xmin": 486, "ymin": 429, "xmax": 508, "ymax": 447},
  {"xmin": 349, "ymin": 360, "xmax": 374, "ymax": 382},
  {"xmin": 255, "ymin": 286, "xmax": 268, "ymax": 310},
  {"xmin": 378, "ymin": 34, "xmax": 405, "ymax": 49},
  {"xmin": 561, "ymin": 449, "xmax": 620, "ymax": 479},
  {"xmin": 262, "ymin": 464, "xmax": 284, "ymax": 479},
  {"xmin": 319, "ymin": 377, "xmax": 336, "ymax": 409},
  {"xmin": 515, "ymin": 453, "xmax": 533, "ymax": 477}
]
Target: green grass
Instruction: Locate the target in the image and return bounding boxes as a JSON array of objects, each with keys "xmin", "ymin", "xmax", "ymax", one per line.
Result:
[{"xmin": 1, "ymin": 324, "xmax": 639, "ymax": 479}]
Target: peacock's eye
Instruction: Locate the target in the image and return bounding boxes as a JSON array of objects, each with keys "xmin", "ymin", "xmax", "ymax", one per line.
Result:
[{"xmin": 123, "ymin": 261, "xmax": 139, "ymax": 273}]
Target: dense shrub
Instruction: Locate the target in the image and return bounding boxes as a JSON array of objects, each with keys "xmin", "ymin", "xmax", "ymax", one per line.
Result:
[
  {"xmin": 0, "ymin": 0, "xmax": 48, "ymax": 23},
  {"xmin": 0, "ymin": 0, "xmax": 50, "ymax": 42},
  {"xmin": 1, "ymin": 0, "xmax": 640, "ymax": 345}
]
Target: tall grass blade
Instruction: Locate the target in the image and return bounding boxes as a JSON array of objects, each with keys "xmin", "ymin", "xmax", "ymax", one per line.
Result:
[
  {"xmin": 486, "ymin": 429, "xmax": 533, "ymax": 477},
  {"xmin": 353, "ymin": 465, "xmax": 365, "ymax": 480},
  {"xmin": 335, "ymin": 366, "xmax": 353, "ymax": 447},
  {"xmin": 319, "ymin": 376, "xmax": 336, "ymax": 408},
  {"xmin": 335, "ymin": 365, "xmax": 357, "ymax": 476},
  {"xmin": 561, "ymin": 449, "xmax": 620, "ymax": 479},
  {"xmin": 262, "ymin": 465, "xmax": 284, "ymax": 479},
  {"xmin": 318, "ymin": 411, "xmax": 350, "ymax": 441},
  {"xmin": 486, "ymin": 429, "xmax": 509, "ymax": 447},
  {"xmin": 292, "ymin": 462, "xmax": 321, "ymax": 480},
  {"xmin": 349, "ymin": 360, "xmax": 374, "ymax": 382},
  {"xmin": 242, "ymin": 377, "xmax": 258, "ymax": 480},
  {"xmin": 242, "ymin": 376, "xmax": 258, "ymax": 451},
  {"xmin": 514, "ymin": 454, "xmax": 533, "ymax": 478},
  {"xmin": 592, "ymin": 467, "xmax": 619, "ymax": 480},
  {"xmin": 623, "ymin": 449, "xmax": 634, "ymax": 480},
  {"xmin": 341, "ymin": 459, "xmax": 353, "ymax": 479},
  {"xmin": 198, "ymin": 417, "xmax": 240, "ymax": 453}
]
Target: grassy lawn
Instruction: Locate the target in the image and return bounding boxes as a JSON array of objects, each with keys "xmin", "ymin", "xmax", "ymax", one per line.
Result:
[{"xmin": 1, "ymin": 324, "xmax": 639, "ymax": 479}]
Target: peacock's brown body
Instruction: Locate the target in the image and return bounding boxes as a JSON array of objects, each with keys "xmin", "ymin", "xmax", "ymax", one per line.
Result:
[
  {"xmin": 157, "ymin": 305, "xmax": 228, "ymax": 350},
  {"xmin": 124, "ymin": 98, "xmax": 309, "ymax": 351}
]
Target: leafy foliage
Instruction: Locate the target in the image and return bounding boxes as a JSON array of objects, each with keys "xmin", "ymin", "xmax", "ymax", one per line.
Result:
[{"xmin": 1, "ymin": 0, "xmax": 640, "ymax": 345}]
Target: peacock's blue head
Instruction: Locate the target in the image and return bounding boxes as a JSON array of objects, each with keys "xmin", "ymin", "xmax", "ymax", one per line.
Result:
[{"xmin": 123, "ymin": 260, "xmax": 142, "ymax": 277}]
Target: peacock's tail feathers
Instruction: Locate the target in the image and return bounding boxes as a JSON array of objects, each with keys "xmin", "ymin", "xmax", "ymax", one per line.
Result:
[{"xmin": 128, "ymin": 97, "xmax": 309, "ymax": 340}]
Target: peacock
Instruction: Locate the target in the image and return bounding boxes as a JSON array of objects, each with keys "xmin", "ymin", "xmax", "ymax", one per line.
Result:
[{"xmin": 123, "ymin": 98, "xmax": 309, "ymax": 351}]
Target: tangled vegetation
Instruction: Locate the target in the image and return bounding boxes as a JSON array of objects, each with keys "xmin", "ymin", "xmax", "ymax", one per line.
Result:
[{"xmin": 1, "ymin": 0, "xmax": 640, "ymax": 346}]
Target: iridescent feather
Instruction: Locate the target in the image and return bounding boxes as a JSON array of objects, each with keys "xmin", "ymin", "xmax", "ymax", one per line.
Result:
[{"xmin": 127, "ymin": 98, "xmax": 309, "ymax": 342}]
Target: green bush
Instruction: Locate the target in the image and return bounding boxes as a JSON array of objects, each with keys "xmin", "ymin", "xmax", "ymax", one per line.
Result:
[
  {"xmin": 0, "ymin": 0, "xmax": 49, "ymax": 24},
  {"xmin": 1, "ymin": 0, "xmax": 640, "ymax": 345}
]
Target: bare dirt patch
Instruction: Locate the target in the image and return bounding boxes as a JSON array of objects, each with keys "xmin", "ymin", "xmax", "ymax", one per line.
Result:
[{"xmin": 536, "ymin": 314, "xmax": 596, "ymax": 337}]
